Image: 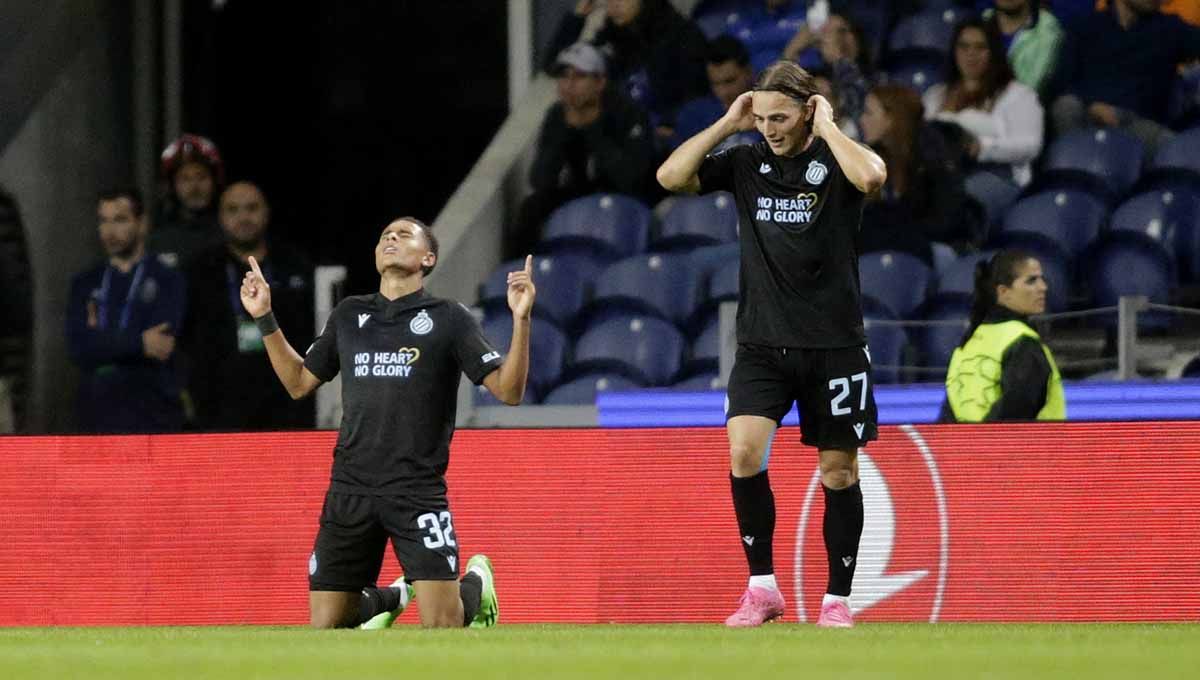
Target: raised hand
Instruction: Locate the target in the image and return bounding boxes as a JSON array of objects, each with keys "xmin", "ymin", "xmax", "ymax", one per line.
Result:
[
  {"xmin": 807, "ymin": 94, "xmax": 835, "ymax": 136},
  {"xmin": 723, "ymin": 91, "xmax": 756, "ymax": 132},
  {"xmin": 507, "ymin": 255, "xmax": 537, "ymax": 320},
  {"xmin": 240, "ymin": 255, "xmax": 273, "ymax": 318}
]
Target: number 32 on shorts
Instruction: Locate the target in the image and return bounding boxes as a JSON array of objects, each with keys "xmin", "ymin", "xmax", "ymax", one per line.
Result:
[
  {"xmin": 828, "ymin": 371, "xmax": 868, "ymax": 416},
  {"xmin": 417, "ymin": 511, "xmax": 457, "ymax": 549}
]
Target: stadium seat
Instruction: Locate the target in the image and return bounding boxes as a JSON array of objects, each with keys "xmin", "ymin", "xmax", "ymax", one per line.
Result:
[
  {"xmin": 685, "ymin": 311, "xmax": 722, "ymax": 375},
  {"xmin": 1086, "ymin": 235, "xmax": 1175, "ymax": 314},
  {"xmin": 1108, "ymin": 190, "xmax": 1200, "ymax": 273},
  {"xmin": 884, "ymin": 53, "xmax": 946, "ymax": 96},
  {"xmin": 863, "ymin": 299, "xmax": 908, "ymax": 384},
  {"xmin": 540, "ymin": 194, "xmax": 652, "ymax": 262},
  {"xmin": 572, "ymin": 316, "xmax": 685, "ymax": 386},
  {"xmin": 586, "ymin": 253, "xmax": 704, "ymax": 328},
  {"xmin": 481, "ymin": 315, "xmax": 567, "ymax": 398},
  {"xmin": 1151, "ymin": 126, "xmax": 1200, "ymax": 179},
  {"xmin": 965, "ymin": 170, "xmax": 1020, "ymax": 228},
  {"xmin": 1039, "ymin": 128, "xmax": 1144, "ymax": 201},
  {"xmin": 935, "ymin": 251, "xmax": 995, "ymax": 298},
  {"xmin": 858, "ymin": 251, "xmax": 934, "ymax": 318},
  {"xmin": 672, "ymin": 372, "xmax": 722, "ymax": 391},
  {"xmin": 541, "ymin": 372, "xmax": 643, "ymax": 405},
  {"xmin": 931, "ymin": 242, "xmax": 958, "ymax": 277},
  {"xmin": 997, "ymin": 190, "xmax": 1107, "ymax": 259},
  {"xmin": 888, "ymin": 8, "xmax": 967, "ymax": 56},
  {"xmin": 655, "ymin": 191, "xmax": 739, "ymax": 250},
  {"xmin": 478, "ymin": 254, "xmax": 601, "ymax": 328},
  {"xmin": 917, "ymin": 296, "xmax": 971, "ymax": 379},
  {"xmin": 708, "ymin": 257, "xmax": 740, "ymax": 303}
]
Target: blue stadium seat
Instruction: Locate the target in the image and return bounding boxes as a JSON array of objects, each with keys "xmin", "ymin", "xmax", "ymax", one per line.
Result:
[
  {"xmin": 481, "ymin": 315, "xmax": 568, "ymax": 398},
  {"xmin": 888, "ymin": 8, "xmax": 968, "ymax": 56},
  {"xmin": 542, "ymin": 373, "xmax": 643, "ymax": 405},
  {"xmin": 540, "ymin": 194, "xmax": 652, "ymax": 261},
  {"xmin": 478, "ymin": 255, "xmax": 601, "ymax": 328},
  {"xmin": 686, "ymin": 311, "xmax": 722, "ymax": 375},
  {"xmin": 1086, "ymin": 235, "xmax": 1175, "ymax": 312},
  {"xmin": 1152, "ymin": 126, "xmax": 1200, "ymax": 178},
  {"xmin": 918, "ymin": 296, "xmax": 971, "ymax": 379},
  {"xmin": 931, "ymin": 242, "xmax": 958, "ymax": 277},
  {"xmin": 708, "ymin": 257, "xmax": 740, "ymax": 303},
  {"xmin": 862, "ymin": 299, "xmax": 909, "ymax": 384},
  {"xmin": 587, "ymin": 253, "xmax": 704, "ymax": 327},
  {"xmin": 1108, "ymin": 190, "xmax": 1200, "ymax": 271},
  {"xmin": 1039, "ymin": 127, "xmax": 1144, "ymax": 201},
  {"xmin": 997, "ymin": 190, "xmax": 1107, "ymax": 259},
  {"xmin": 884, "ymin": 53, "xmax": 947, "ymax": 96},
  {"xmin": 572, "ymin": 316, "xmax": 685, "ymax": 386},
  {"xmin": 858, "ymin": 251, "xmax": 934, "ymax": 318},
  {"xmin": 935, "ymin": 251, "xmax": 996, "ymax": 298},
  {"xmin": 655, "ymin": 191, "xmax": 739, "ymax": 250},
  {"xmin": 965, "ymin": 170, "xmax": 1021, "ymax": 228},
  {"xmin": 672, "ymin": 372, "xmax": 723, "ymax": 391}
]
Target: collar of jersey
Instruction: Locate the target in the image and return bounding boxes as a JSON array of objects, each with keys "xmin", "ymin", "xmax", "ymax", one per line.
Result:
[{"xmin": 372, "ymin": 288, "xmax": 435, "ymax": 318}]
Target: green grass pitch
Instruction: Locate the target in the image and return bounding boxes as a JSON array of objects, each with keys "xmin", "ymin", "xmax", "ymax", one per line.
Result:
[{"xmin": 2, "ymin": 624, "xmax": 1197, "ymax": 679}]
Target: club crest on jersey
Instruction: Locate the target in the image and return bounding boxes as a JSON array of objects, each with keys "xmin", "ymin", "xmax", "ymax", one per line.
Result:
[
  {"xmin": 410, "ymin": 309, "xmax": 433, "ymax": 335},
  {"xmin": 805, "ymin": 160, "xmax": 828, "ymax": 185}
]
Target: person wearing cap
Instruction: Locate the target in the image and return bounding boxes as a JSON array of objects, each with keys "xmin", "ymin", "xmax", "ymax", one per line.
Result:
[
  {"xmin": 507, "ymin": 42, "xmax": 654, "ymax": 259},
  {"xmin": 150, "ymin": 133, "xmax": 226, "ymax": 269}
]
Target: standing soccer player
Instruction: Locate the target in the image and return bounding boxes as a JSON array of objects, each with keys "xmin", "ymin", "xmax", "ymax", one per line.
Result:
[
  {"xmin": 240, "ymin": 216, "xmax": 535, "ymax": 629},
  {"xmin": 657, "ymin": 61, "xmax": 886, "ymax": 628}
]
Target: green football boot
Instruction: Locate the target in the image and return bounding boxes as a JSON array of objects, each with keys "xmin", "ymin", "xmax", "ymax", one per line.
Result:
[
  {"xmin": 359, "ymin": 577, "xmax": 415, "ymax": 630},
  {"xmin": 466, "ymin": 554, "xmax": 498, "ymax": 628}
]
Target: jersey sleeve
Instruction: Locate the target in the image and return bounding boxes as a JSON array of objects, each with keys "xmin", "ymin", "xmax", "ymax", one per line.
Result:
[
  {"xmin": 697, "ymin": 145, "xmax": 743, "ymax": 194},
  {"xmin": 303, "ymin": 303, "xmax": 341, "ymax": 382},
  {"xmin": 452, "ymin": 303, "xmax": 503, "ymax": 385}
]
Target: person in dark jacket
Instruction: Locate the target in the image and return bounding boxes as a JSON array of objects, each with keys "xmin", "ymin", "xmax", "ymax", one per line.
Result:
[
  {"xmin": 548, "ymin": 0, "xmax": 709, "ymax": 135},
  {"xmin": 182, "ymin": 181, "xmax": 314, "ymax": 430},
  {"xmin": 67, "ymin": 187, "xmax": 186, "ymax": 433},
  {"xmin": 149, "ymin": 134, "xmax": 226, "ymax": 269},
  {"xmin": 942, "ymin": 249, "xmax": 1065, "ymax": 422},
  {"xmin": 507, "ymin": 42, "xmax": 654, "ymax": 258}
]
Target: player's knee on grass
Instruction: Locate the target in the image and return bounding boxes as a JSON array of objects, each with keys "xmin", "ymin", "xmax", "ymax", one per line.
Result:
[
  {"xmin": 413, "ymin": 580, "xmax": 466, "ymax": 628},
  {"xmin": 310, "ymin": 591, "xmax": 360, "ymax": 629},
  {"xmin": 819, "ymin": 449, "xmax": 858, "ymax": 489}
]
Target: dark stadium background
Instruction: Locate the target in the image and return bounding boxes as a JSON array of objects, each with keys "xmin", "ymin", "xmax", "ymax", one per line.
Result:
[{"xmin": 181, "ymin": 1, "xmax": 509, "ymax": 295}]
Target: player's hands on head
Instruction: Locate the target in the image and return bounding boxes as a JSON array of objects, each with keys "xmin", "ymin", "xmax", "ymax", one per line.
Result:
[
  {"xmin": 240, "ymin": 255, "xmax": 273, "ymax": 318},
  {"xmin": 807, "ymin": 94, "xmax": 835, "ymax": 136},
  {"xmin": 723, "ymin": 92, "xmax": 756, "ymax": 132},
  {"xmin": 141, "ymin": 322, "xmax": 175, "ymax": 361},
  {"xmin": 507, "ymin": 255, "xmax": 537, "ymax": 321}
]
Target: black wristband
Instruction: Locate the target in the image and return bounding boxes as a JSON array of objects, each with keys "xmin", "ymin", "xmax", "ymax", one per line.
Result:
[{"xmin": 254, "ymin": 311, "xmax": 280, "ymax": 336}]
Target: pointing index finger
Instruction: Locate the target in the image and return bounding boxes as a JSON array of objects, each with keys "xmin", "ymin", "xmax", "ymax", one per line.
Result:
[
  {"xmin": 248, "ymin": 255, "xmax": 265, "ymax": 280},
  {"xmin": 524, "ymin": 254, "xmax": 533, "ymax": 276}
]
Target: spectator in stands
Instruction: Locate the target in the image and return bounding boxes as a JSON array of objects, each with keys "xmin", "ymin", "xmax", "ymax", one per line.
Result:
[
  {"xmin": 942, "ymin": 249, "xmax": 1064, "ymax": 422},
  {"xmin": 0, "ymin": 187, "xmax": 32, "ymax": 432},
  {"xmin": 857, "ymin": 84, "xmax": 982, "ymax": 263},
  {"xmin": 149, "ymin": 134, "xmax": 225, "ymax": 269},
  {"xmin": 983, "ymin": 0, "xmax": 1065, "ymax": 98},
  {"xmin": 669, "ymin": 36, "xmax": 758, "ymax": 149},
  {"xmin": 509, "ymin": 43, "xmax": 655, "ymax": 259},
  {"xmin": 548, "ymin": 0, "xmax": 709, "ymax": 136},
  {"xmin": 781, "ymin": 11, "xmax": 872, "ymax": 132},
  {"xmin": 182, "ymin": 181, "xmax": 314, "ymax": 431},
  {"xmin": 66, "ymin": 187, "xmax": 186, "ymax": 433},
  {"xmin": 1051, "ymin": 0, "xmax": 1200, "ymax": 154},
  {"xmin": 924, "ymin": 18, "xmax": 1045, "ymax": 186}
]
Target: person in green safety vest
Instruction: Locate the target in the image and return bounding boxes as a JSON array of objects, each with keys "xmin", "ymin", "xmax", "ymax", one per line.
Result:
[{"xmin": 941, "ymin": 249, "xmax": 1065, "ymax": 422}]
